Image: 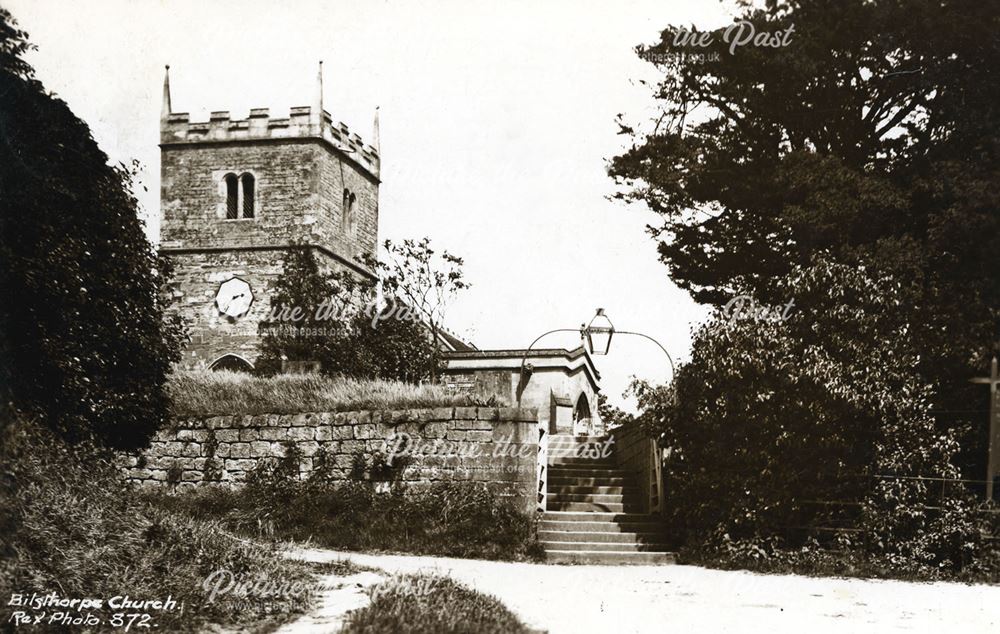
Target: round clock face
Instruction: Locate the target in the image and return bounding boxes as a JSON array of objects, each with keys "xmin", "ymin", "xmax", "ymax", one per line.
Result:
[{"xmin": 215, "ymin": 277, "xmax": 254, "ymax": 319}]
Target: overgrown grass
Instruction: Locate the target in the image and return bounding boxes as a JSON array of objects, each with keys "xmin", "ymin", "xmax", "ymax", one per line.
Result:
[
  {"xmin": 151, "ymin": 448, "xmax": 543, "ymax": 562},
  {"xmin": 341, "ymin": 574, "xmax": 537, "ymax": 634},
  {"xmin": 0, "ymin": 419, "xmax": 323, "ymax": 632},
  {"xmin": 676, "ymin": 532, "xmax": 1000, "ymax": 584},
  {"xmin": 168, "ymin": 370, "xmax": 504, "ymax": 417}
]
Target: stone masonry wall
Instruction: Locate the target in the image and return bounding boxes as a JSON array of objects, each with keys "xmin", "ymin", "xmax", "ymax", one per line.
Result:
[
  {"xmin": 609, "ymin": 423, "xmax": 655, "ymax": 513},
  {"xmin": 164, "ymin": 247, "xmax": 360, "ymax": 369},
  {"xmin": 122, "ymin": 407, "xmax": 539, "ymax": 513},
  {"xmin": 159, "ymin": 139, "xmax": 378, "ymax": 260},
  {"xmin": 160, "ymin": 115, "xmax": 379, "ymax": 369}
]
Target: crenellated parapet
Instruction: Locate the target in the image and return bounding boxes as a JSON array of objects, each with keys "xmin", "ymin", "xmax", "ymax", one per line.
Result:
[
  {"xmin": 160, "ymin": 105, "xmax": 380, "ymax": 180},
  {"xmin": 158, "ymin": 64, "xmax": 382, "ymax": 373}
]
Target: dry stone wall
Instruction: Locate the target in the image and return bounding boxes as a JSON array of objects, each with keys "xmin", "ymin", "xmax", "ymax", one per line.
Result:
[{"xmin": 122, "ymin": 407, "xmax": 539, "ymax": 513}]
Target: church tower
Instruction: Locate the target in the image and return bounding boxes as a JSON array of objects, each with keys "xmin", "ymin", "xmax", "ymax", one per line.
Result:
[{"xmin": 158, "ymin": 64, "xmax": 380, "ymax": 370}]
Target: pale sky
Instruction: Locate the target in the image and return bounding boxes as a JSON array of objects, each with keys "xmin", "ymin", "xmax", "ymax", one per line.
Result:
[{"xmin": 8, "ymin": 0, "xmax": 737, "ymax": 409}]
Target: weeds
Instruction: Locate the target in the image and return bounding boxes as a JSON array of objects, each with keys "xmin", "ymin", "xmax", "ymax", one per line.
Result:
[
  {"xmin": 0, "ymin": 419, "xmax": 319, "ymax": 632},
  {"xmin": 152, "ymin": 448, "xmax": 542, "ymax": 562},
  {"xmin": 167, "ymin": 370, "xmax": 505, "ymax": 417},
  {"xmin": 341, "ymin": 573, "xmax": 535, "ymax": 634}
]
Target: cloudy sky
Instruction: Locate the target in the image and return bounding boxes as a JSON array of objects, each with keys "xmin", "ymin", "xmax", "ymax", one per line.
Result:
[{"xmin": 9, "ymin": 0, "xmax": 737, "ymax": 409}]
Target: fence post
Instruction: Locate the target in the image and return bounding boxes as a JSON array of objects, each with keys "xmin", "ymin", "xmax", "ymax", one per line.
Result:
[
  {"xmin": 536, "ymin": 423, "xmax": 548, "ymax": 512},
  {"xmin": 649, "ymin": 438, "xmax": 663, "ymax": 514}
]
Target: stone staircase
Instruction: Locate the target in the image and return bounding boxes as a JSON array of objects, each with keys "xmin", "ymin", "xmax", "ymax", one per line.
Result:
[{"xmin": 540, "ymin": 434, "xmax": 676, "ymax": 564}]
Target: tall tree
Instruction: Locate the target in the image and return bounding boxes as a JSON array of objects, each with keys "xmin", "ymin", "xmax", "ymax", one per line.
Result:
[
  {"xmin": 256, "ymin": 245, "xmax": 435, "ymax": 382},
  {"xmin": 612, "ymin": 0, "xmax": 998, "ymax": 305},
  {"xmin": 0, "ymin": 9, "xmax": 183, "ymax": 449},
  {"xmin": 255, "ymin": 245, "xmax": 349, "ymax": 375},
  {"xmin": 366, "ymin": 238, "xmax": 469, "ymax": 381},
  {"xmin": 610, "ymin": 0, "xmax": 1000, "ymax": 478}
]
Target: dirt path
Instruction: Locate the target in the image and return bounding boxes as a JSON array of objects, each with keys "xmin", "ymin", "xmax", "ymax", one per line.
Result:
[
  {"xmin": 285, "ymin": 547, "xmax": 1000, "ymax": 634},
  {"xmin": 268, "ymin": 569, "xmax": 384, "ymax": 634}
]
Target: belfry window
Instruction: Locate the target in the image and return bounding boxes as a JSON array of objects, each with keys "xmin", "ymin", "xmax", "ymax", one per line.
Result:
[
  {"xmin": 224, "ymin": 172, "xmax": 255, "ymax": 219},
  {"xmin": 225, "ymin": 174, "xmax": 239, "ymax": 219},
  {"xmin": 241, "ymin": 173, "xmax": 255, "ymax": 218},
  {"xmin": 342, "ymin": 188, "xmax": 357, "ymax": 235}
]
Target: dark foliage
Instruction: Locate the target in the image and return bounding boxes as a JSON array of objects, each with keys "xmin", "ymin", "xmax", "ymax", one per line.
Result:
[
  {"xmin": 597, "ymin": 392, "xmax": 634, "ymax": 429},
  {"xmin": 0, "ymin": 418, "xmax": 318, "ymax": 632},
  {"xmin": 154, "ymin": 448, "xmax": 542, "ymax": 562},
  {"xmin": 637, "ymin": 258, "xmax": 999, "ymax": 579},
  {"xmin": 255, "ymin": 245, "xmax": 435, "ymax": 382},
  {"xmin": 0, "ymin": 9, "xmax": 183, "ymax": 449},
  {"xmin": 363, "ymin": 238, "xmax": 469, "ymax": 381},
  {"xmin": 612, "ymin": 0, "xmax": 999, "ymax": 307},
  {"xmin": 610, "ymin": 0, "xmax": 1000, "ymax": 481},
  {"xmin": 254, "ymin": 244, "xmax": 350, "ymax": 374}
]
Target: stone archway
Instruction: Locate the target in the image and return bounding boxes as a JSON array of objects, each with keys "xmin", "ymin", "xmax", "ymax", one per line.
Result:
[{"xmin": 209, "ymin": 353, "xmax": 254, "ymax": 373}]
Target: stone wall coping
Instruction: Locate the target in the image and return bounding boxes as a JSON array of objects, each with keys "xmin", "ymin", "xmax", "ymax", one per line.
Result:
[{"xmin": 175, "ymin": 406, "xmax": 538, "ymax": 428}]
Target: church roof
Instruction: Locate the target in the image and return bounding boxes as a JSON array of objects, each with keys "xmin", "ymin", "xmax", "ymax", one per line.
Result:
[{"xmin": 441, "ymin": 345, "xmax": 601, "ymax": 391}]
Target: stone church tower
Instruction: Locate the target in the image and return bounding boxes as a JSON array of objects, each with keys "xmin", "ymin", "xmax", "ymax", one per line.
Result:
[{"xmin": 158, "ymin": 64, "xmax": 380, "ymax": 370}]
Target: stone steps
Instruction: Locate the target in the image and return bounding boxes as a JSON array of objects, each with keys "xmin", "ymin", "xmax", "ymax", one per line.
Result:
[
  {"xmin": 546, "ymin": 500, "xmax": 635, "ymax": 513},
  {"xmin": 540, "ymin": 519, "xmax": 664, "ymax": 533},
  {"xmin": 538, "ymin": 530, "xmax": 667, "ymax": 544},
  {"xmin": 548, "ymin": 457, "xmax": 618, "ymax": 467},
  {"xmin": 547, "ymin": 435, "xmax": 610, "ymax": 445},
  {"xmin": 548, "ymin": 476, "xmax": 628, "ymax": 487},
  {"xmin": 546, "ymin": 466, "xmax": 630, "ymax": 478},
  {"xmin": 544, "ymin": 550, "xmax": 677, "ymax": 565},
  {"xmin": 541, "ymin": 511, "xmax": 660, "ymax": 523},
  {"xmin": 541, "ymin": 435, "xmax": 674, "ymax": 565},
  {"xmin": 540, "ymin": 540, "xmax": 673, "ymax": 552},
  {"xmin": 547, "ymin": 492, "xmax": 641, "ymax": 504},
  {"xmin": 547, "ymin": 484, "xmax": 633, "ymax": 495}
]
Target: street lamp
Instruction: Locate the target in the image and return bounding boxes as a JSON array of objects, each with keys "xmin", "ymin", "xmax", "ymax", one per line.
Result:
[
  {"xmin": 516, "ymin": 308, "xmax": 676, "ymax": 406},
  {"xmin": 581, "ymin": 309, "xmax": 675, "ymax": 378},
  {"xmin": 584, "ymin": 308, "xmax": 614, "ymax": 356}
]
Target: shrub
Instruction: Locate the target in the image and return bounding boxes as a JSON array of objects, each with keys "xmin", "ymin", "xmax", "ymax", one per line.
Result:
[
  {"xmin": 154, "ymin": 450, "xmax": 541, "ymax": 562},
  {"xmin": 0, "ymin": 10, "xmax": 183, "ymax": 450},
  {"xmin": 342, "ymin": 574, "xmax": 534, "ymax": 634},
  {"xmin": 639, "ymin": 257, "xmax": 997, "ymax": 579},
  {"xmin": 0, "ymin": 419, "xmax": 319, "ymax": 632},
  {"xmin": 254, "ymin": 244, "xmax": 436, "ymax": 382}
]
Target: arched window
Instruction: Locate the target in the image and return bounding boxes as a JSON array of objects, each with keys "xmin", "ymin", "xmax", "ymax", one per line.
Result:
[
  {"xmin": 224, "ymin": 173, "xmax": 239, "ymax": 219},
  {"xmin": 240, "ymin": 173, "xmax": 255, "ymax": 218},
  {"xmin": 342, "ymin": 188, "xmax": 356, "ymax": 234},
  {"xmin": 573, "ymin": 393, "xmax": 593, "ymax": 435},
  {"xmin": 573, "ymin": 394, "xmax": 592, "ymax": 423}
]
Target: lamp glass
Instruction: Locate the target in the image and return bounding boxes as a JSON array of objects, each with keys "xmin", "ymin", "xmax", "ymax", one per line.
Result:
[{"xmin": 586, "ymin": 308, "xmax": 614, "ymax": 355}]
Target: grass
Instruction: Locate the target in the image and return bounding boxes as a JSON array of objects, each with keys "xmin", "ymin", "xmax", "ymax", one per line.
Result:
[
  {"xmin": 0, "ymin": 418, "xmax": 325, "ymax": 632},
  {"xmin": 167, "ymin": 369, "xmax": 505, "ymax": 417},
  {"xmin": 677, "ymin": 539, "xmax": 1000, "ymax": 584},
  {"xmin": 341, "ymin": 573, "xmax": 538, "ymax": 634},
  {"xmin": 151, "ymin": 449, "xmax": 544, "ymax": 562}
]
